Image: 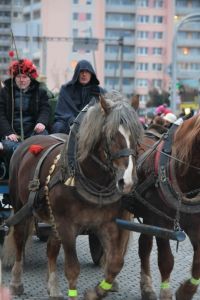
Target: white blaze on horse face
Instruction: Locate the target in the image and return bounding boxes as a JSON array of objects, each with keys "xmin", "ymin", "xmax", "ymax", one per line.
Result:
[{"xmin": 119, "ymin": 125, "xmax": 134, "ymax": 193}]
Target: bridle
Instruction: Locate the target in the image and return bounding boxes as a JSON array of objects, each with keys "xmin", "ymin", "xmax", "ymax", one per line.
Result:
[
  {"xmin": 92, "ymin": 136, "xmax": 137, "ymax": 174},
  {"xmin": 75, "ymin": 135, "xmax": 137, "ymax": 198}
]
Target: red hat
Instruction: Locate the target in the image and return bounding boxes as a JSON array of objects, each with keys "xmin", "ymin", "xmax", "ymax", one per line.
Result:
[{"xmin": 9, "ymin": 59, "xmax": 38, "ymax": 79}]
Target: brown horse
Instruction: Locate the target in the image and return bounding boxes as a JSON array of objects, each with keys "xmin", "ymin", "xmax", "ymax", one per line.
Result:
[
  {"xmin": 3, "ymin": 91, "xmax": 143, "ymax": 300},
  {"xmin": 127, "ymin": 114, "xmax": 200, "ymax": 300}
]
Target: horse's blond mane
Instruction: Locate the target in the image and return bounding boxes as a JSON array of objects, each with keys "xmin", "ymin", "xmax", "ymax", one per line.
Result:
[
  {"xmin": 77, "ymin": 92, "xmax": 143, "ymax": 162},
  {"xmin": 173, "ymin": 115, "xmax": 200, "ymax": 173}
]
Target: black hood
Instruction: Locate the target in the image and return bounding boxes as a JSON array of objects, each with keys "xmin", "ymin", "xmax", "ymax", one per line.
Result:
[{"xmin": 67, "ymin": 60, "xmax": 99, "ymax": 86}]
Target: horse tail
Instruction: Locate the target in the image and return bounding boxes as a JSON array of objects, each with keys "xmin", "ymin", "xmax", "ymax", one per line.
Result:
[
  {"xmin": 2, "ymin": 226, "xmax": 16, "ymax": 267},
  {"xmin": 2, "ymin": 217, "xmax": 34, "ymax": 267}
]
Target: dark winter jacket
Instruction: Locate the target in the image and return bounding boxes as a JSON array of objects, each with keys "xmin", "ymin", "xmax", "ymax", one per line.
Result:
[
  {"xmin": 53, "ymin": 60, "xmax": 105, "ymax": 130},
  {"xmin": 0, "ymin": 78, "xmax": 51, "ymax": 138}
]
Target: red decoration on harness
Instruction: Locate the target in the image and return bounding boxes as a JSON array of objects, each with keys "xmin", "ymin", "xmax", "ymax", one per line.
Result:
[
  {"xmin": 8, "ymin": 50, "xmax": 15, "ymax": 58},
  {"xmin": 28, "ymin": 144, "xmax": 44, "ymax": 155}
]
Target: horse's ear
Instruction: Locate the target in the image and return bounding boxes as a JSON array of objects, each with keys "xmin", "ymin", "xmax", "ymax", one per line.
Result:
[
  {"xmin": 99, "ymin": 95, "xmax": 113, "ymax": 115},
  {"xmin": 131, "ymin": 94, "xmax": 140, "ymax": 111}
]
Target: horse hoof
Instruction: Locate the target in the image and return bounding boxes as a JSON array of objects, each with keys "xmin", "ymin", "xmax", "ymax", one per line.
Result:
[
  {"xmin": 10, "ymin": 283, "xmax": 24, "ymax": 295},
  {"xmin": 159, "ymin": 288, "xmax": 173, "ymax": 300},
  {"xmin": 84, "ymin": 289, "xmax": 100, "ymax": 300},
  {"xmin": 110, "ymin": 280, "xmax": 119, "ymax": 292},
  {"xmin": 141, "ymin": 290, "xmax": 157, "ymax": 300}
]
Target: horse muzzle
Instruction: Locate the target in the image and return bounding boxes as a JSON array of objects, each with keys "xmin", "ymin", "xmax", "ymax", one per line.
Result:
[{"xmin": 116, "ymin": 170, "xmax": 138, "ymax": 194}]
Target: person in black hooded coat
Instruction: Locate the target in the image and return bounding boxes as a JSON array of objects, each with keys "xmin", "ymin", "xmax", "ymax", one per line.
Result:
[{"xmin": 51, "ymin": 60, "xmax": 105, "ymax": 134}]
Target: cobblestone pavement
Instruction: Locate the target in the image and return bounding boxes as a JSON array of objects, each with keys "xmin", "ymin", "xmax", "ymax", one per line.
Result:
[{"xmin": 1, "ymin": 232, "xmax": 200, "ymax": 300}]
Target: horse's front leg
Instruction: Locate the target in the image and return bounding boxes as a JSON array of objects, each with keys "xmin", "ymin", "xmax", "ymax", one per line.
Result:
[
  {"xmin": 156, "ymin": 237, "xmax": 174, "ymax": 300},
  {"xmin": 58, "ymin": 225, "xmax": 80, "ymax": 300},
  {"xmin": 47, "ymin": 234, "xmax": 63, "ymax": 299},
  {"xmin": 139, "ymin": 233, "xmax": 157, "ymax": 300},
  {"xmin": 85, "ymin": 223, "xmax": 129, "ymax": 300},
  {"xmin": 176, "ymin": 238, "xmax": 200, "ymax": 300}
]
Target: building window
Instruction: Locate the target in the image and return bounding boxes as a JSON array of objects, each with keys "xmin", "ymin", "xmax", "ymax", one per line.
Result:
[
  {"xmin": 24, "ymin": 12, "xmax": 31, "ymax": 21},
  {"xmin": 136, "ymin": 63, "xmax": 149, "ymax": 71},
  {"xmin": 105, "ymin": 45, "xmax": 118, "ymax": 53},
  {"xmin": 105, "ymin": 77, "xmax": 119, "ymax": 86},
  {"xmin": 153, "ymin": 47, "xmax": 163, "ymax": 55},
  {"xmin": 153, "ymin": 31, "xmax": 163, "ymax": 39},
  {"xmin": 123, "ymin": 78, "xmax": 134, "ymax": 85},
  {"xmin": 153, "ymin": 0, "xmax": 164, "ymax": 7},
  {"xmin": 152, "ymin": 79, "xmax": 162, "ymax": 88},
  {"xmin": 153, "ymin": 16, "xmax": 163, "ymax": 23},
  {"xmin": 33, "ymin": 10, "xmax": 40, "ymax": 19},
  {"xmin": 86, "ymin": 13, "xmax": 91, "ymax": 20},
  {"xmin": 86, "ymin": 0, "xmax": 92, "ymax": 4},
  {"xmin": 123, "ymin": 62, "xmax": 134, "ymax": 69},
  {"xmin": 138, "ymin": 0, "xmax": 149, "ymax": 7},
  {"xmin": 72, "ymin": 28, "xmax": 78, "ymax": 37},
  {"xmin": 137, "ymin": 15, "xmax": 149, "ymax": 23},
  {"xmin": 137, "ymin": 47, "xmax": 148, "ymax": 55},
  {"xmin": 73, "ymin": 0, "xmax": 79, "ymax": 3},
  {"xmin": 24, "ymin": 0, "xmax": 30, "ymax": 5},
  {"xmin": 106, "ymin": 0, "xmax": 134, "ymax": 4},
  {"xmin": 73, "ymin": 13, "xmax": 78, "ymax": 20},
  {"xmin": 105, "ymin": 61, "xmax": 119, "ymax": 70},
  {"xmin": 136, "ymin": 79, "xmax": 148, "ymax": 87},
  {"xmin": 152, "ymin": 63, "xmax": 162, "ymax": 71},
  {"xmin": 106, "ymin": 29, "xmax": 133, "ymax": 38},
  {"xmin": 137, "ymin": 31, "xmax": 149, "ymax": 39}
]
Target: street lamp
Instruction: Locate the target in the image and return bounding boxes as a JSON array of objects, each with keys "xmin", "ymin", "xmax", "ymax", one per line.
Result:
[{"xmin": 171, "ymin": 13, "xmax": 200, "ymax": 113}]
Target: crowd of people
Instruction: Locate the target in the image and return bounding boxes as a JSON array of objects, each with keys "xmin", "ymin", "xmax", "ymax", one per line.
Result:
[
  {"xmin": 0, "ymin": 58, "xmax": 105, "ymax": 177},
  {"xmin": 139, "ymin": 104, "xmax": 178, "ymax": 131}
]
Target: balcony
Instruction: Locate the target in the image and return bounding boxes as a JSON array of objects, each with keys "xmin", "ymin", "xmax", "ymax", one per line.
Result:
[
  {"xmin": 177, "ymin": 54, "xmax": 200, "ymax": 62},
  {"xmin": 106, "ymin": 5, "xmax": 136, "ymax": 14},
  {"xmin": 106, "ymin": 20, "xmax": 135, "ymax": 30},
  {"xmin": 0, "ymin": 4, "xmax": 11, "ymax": 11},
  {"xmin": 177, "ymin": 38, "xmax": 200, "ymax": 47},
  {"xmin": 0, "ymin": 28, "xmax": 10, "ymax": 34},
  {"xmin": 176, "ymin": 6, "xmax": 200, "ymax": 15}
]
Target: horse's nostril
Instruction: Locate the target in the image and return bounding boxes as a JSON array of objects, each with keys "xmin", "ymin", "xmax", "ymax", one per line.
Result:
[{"xmin": 118, "ymin": 178, "xmax": 124, "ymax": 191}]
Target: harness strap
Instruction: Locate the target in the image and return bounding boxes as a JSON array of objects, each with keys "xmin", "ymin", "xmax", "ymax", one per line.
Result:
[
  {"xmin": 110, "ymin": 148, "xmax": 136, "ymax": 160},
  {"xmin": 4, "ymin": 141, "xmax": 63, "ymax": 228}
]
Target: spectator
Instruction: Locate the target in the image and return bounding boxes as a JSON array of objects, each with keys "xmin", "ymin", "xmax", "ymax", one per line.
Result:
[
  {"xmin": 163, "ymin": 112, "xmax": 177, "ymax": 128},
  {"xmin": 155, "ymin": 104, "xmax": 172, "ymax": 116},
  {"xmin": 0, "ymin": 58, "xmax": 51, "ymax": 171},
  {"xmin": 51, "ymin": 59, "xmax": 105, "ymax": 134}
]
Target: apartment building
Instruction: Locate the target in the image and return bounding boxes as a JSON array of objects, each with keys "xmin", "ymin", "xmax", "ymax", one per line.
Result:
[
  {"xmin": 175, "ymin": 0, "xmax": 200, "ymax": 105},
  {"xmin": 2, "ymin": 0, "xmax": 200, "ymax": 105},
  {"xmin": 0, "ymin": 0, "xmax": 23, "ymax": 81}
]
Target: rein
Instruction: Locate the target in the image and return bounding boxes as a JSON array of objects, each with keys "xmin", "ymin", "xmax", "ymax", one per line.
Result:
[{"xmin": 140, "ymin": 135, "xmax": 200, "ymax": 172}]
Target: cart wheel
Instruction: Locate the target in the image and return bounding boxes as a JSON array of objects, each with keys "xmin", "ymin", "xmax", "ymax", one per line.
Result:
[
  {"xmin": 89, "ymin": 233, "xmax": 103, "ymax": 266},
  {"xmin": 35, "ymin": 220, "xmax": 51, "ymax": 242}
]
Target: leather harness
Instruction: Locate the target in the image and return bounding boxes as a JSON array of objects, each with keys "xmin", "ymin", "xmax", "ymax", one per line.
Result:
[{"xmin": 134, "ymin": 124, "xmax": 200, "ymax": 217}]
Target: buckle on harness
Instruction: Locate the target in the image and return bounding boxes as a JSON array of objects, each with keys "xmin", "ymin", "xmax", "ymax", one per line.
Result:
[{"xmin": 28, "ymin": 178, "xmax": 40, "ymax": 191}]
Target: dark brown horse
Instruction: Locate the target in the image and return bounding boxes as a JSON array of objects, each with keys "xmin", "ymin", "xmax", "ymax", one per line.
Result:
[
  {"xmin": 129, "ymin": 114, "xmax": 200, "ymax": 300},
  {"xmin": 3, "ymin": 91, "xmax": 143, "ymax": 300}
]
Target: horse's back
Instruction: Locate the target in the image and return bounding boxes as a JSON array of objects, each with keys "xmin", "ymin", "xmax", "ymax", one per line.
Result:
[{"xmin": 9, "ymin": 134, "xmax": 67, "ymax": 207}]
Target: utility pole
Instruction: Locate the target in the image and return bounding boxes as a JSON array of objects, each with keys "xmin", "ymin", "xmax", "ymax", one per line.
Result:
[
  {"xmin": 41, "ymin": 37, "xmax": 47, "ymax": 75},
  {"xmin": 118, "ymin": 37, "xmax": 124, "ymax": 92}
]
